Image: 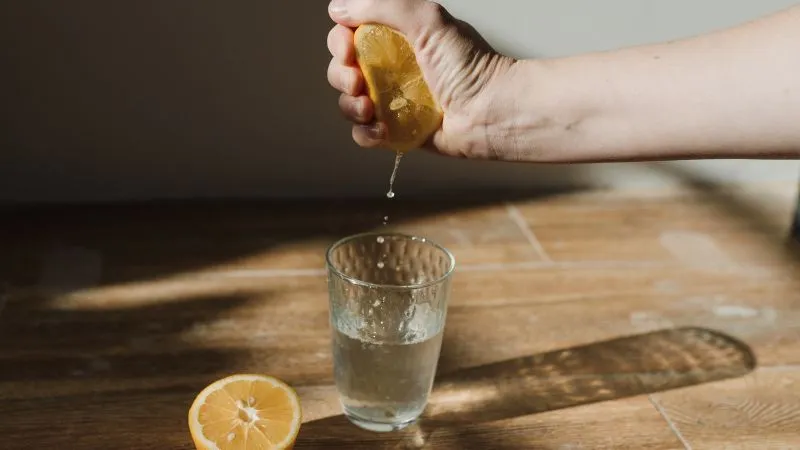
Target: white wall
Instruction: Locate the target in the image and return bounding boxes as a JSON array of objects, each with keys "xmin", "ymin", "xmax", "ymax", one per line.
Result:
[{"xmin": 0, "ymin": 0, "xmax": 797, "ymax": 203}]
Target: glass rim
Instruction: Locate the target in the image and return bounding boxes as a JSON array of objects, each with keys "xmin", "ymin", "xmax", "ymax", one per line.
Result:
[{"xmin": 325, "ymin": 231, "xmax": 456, "ymax": 290}]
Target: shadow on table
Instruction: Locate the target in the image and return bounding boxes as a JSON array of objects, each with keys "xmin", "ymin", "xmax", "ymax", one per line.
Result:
[
  {"xmin": 0, "ymin": 189, "xmax": 574, "ymax": 288},
  {"xmin": 295, "ymin": 326, "xmax": 755, "ymax": 449},
  {"xmin": 0, "ymin": 290, "xmax": 268, "ymax": 449},
  {"xmin": 0, "ymin": 190, "xmax": 582, "ymax": 449}
]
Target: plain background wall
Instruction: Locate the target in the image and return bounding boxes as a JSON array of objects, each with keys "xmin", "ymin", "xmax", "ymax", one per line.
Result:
[{"xmin": 1, "ymin": 0, "xmax": 798, "ymax": 203}]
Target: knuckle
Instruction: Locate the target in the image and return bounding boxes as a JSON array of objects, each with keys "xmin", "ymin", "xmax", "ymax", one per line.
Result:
[
  {"xmin": 326, "ymin": 27, "xmax": 338, "ymax": 54},
  {"xmin": 327, "ymin": 62, "xmax": 356, "ymax": 93},
  {"xmin": 362, "ymin": 0, "xmax": 379, "ymax": 13},
  {"xmin": 340, "ymin": 95, "xmax": 366, "ymax": 121},
  {"xmin": 411, "ymin": 1, "xmax": 452, "ymax": 47},
  {"xmin": 354, "ymin": 97, "xmax": 369, "ymax": 119},
  {"xmin": 349, "ymin": 0, "xmax": 377, "ymax": 19},
  {"xmin": 326, "ymin": 60, "xmax": 338, "ymax": 85},
  {"xmin": 328, "ymin": 25, "xmax": 355, "ymax": 62},
  {"xmin": 338, "ymin": 93, "xmax": 353, "ymax": 110},
  {"xmin": 352, "ymin": 126, "xmax": 380, "ymax": 147},
  {"xmin": 422, "ymin": 1, "xmax": 448, "ymax": 27},
  {"xmin": 352, "ymin": 125, "xmax": 368, "ymax": 146},
  {"xmin": 338, "ymin": 95, "xmax": 357, "ymax": 118},
  {"xmin": 340, "ymin": 68, "xmax": 355, "ymax": 93}
]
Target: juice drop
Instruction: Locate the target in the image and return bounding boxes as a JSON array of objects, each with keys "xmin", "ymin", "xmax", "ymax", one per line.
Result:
[{"xmin": 386, "ymin": 151, "xmax": 403, "ymax": 199}]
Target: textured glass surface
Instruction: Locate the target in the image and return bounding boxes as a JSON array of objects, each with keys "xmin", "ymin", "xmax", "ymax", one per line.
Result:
[{"xmin": 325, "ymin": 232, "xmax": 455, "ymax": 432}]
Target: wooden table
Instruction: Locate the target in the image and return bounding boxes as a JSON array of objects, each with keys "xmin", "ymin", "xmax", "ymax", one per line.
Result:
[{"xmin": 1, "ymin": 183, "xmax": 799, "ymax": 449}]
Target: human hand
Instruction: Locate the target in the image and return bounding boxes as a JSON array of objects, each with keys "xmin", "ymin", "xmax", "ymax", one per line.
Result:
[{"xmin": 326, "ymin": 0, "xmax": 517, "ymax": 158}]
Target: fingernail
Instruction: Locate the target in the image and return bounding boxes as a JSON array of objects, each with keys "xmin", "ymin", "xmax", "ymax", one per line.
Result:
[
  {"xmin": 362, "ymin": 123, "xmax": 384, "ymax": 140},
  {"xmin": 328, "ymin": 0, "xmax": 347, "ymax": 18},
  {"xmin": 353, "ymin": 103, "xmax": 366, "ymax": 121}
]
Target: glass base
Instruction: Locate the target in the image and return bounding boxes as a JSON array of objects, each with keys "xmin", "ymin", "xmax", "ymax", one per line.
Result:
[{"xmin": 344, "ymin": 411, "xmax": 418, "ymax": 433}]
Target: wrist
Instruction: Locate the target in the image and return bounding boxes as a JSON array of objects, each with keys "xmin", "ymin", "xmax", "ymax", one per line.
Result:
[{"xmin": 481, "ymin": 58, "xmax": 587, "ymax": 162}]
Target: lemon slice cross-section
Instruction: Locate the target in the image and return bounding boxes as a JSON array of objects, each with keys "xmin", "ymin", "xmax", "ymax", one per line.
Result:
[{"xmin": 188, "ymin": 374, "xmax": 302, "ymax": 450}]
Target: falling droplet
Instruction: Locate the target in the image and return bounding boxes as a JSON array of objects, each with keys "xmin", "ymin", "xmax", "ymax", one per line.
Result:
[
  {"xmin": 386, "ymin": 151, "xmax": 403, "ymax": 199},
  {"xmin": 377, "ymin": 236, "xmax": 385, "ymax": 243},
  {"xmin": 377, "ymin": 261, "xmax": 385, "ymax": 269}
]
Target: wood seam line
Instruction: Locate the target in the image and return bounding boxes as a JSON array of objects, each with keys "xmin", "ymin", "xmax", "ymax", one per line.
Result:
[
  {"xmin": 649, "ymin": 394, "xmax": 693, "ymax": 450},
  {"xmin": 505, "ymin": 203, "xmax": 553, "ymax": 263}
]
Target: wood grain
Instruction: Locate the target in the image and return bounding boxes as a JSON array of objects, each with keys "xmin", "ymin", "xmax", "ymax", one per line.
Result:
[
  {"xmin": 294, "ymin": 397, "xmax": 685, "ymax": 449},
  {"xmin": 441, "ymin": 266, "xmax": 800, "ymax": 369},
  {"xmin": 0, "ymin": 198, "xmax": 540, "ymax": 289},
  {"xmin": 1, "ymin": 184, "xmax": 798, "ymax": 448},
  {"xmin": 517, "ymin": 185, "xmax": 799, "ymax": 268},
  {"xmin": 653, "ymin": 368, "xmax": 800, "ymax": 449}
]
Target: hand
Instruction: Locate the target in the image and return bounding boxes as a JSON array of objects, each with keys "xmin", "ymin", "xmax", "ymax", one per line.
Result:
[{"xmin": 326, "ymin": 0, "xmax": 517, "ymax": 159}]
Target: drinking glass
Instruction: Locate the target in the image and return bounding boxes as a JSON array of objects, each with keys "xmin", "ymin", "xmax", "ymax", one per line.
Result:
[{"xmin": 325, "ymin": 232, "xmax": 456, "ymax": 432}]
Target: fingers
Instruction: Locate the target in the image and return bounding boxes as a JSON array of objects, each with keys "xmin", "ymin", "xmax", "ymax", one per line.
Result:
[
  {"xmin": 338, "ymin": 94, "xmax": 373, "ymax": 124},
  {"xmin": 352, "ymin": 122, "xmax": 387, "ymax": 148},
  {"xmin": 327, "ymin": 24, "xmax": 365, "ymax": 97},
  {"xmin": 326, "ymin": 24, "xmax": 355, "ymax": 65},
  {"xmin": 329, "ymin": 0, "xmax": 439, "ymax": 149},
  {"xmin": 328, "ymin": 0, "xmax": 447, "ymax": 40},
  {"xmin": 327, "ymin": 60, "xmax": 363, "ymax": 95}
]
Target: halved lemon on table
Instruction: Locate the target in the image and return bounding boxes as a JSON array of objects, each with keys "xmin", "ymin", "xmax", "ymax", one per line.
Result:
[
  {"xmin": 188, "ymin": 374, "xmax": 302, "ymax": 450},
  {"xmin": 354, "ymin": 24, "xmax": 443, "ymax": 152}
]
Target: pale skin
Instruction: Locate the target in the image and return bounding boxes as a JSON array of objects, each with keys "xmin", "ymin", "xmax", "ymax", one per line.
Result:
[{"xmin": 326, "ymin": 0, "xmax": 800, "ymax": 162}]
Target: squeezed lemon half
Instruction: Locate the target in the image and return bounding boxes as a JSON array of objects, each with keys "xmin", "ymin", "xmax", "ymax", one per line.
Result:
[{"xmin": 354, "ymin": 24, "xmax": 443, "ymax": 152}]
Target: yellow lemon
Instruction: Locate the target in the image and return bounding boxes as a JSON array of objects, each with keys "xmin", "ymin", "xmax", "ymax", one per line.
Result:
[
  {"xmin": 354, "ymin": 24, "xmax": 443, "ymax": 152},
  {"xmin": 188, "ymin": 374, "xmax": 302, "ymax": 450}
]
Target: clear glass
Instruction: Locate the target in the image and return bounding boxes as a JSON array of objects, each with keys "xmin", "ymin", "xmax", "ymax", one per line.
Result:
[{"xmin": 326, "ymin": 232, "xmax": 455, "ymax": 432}]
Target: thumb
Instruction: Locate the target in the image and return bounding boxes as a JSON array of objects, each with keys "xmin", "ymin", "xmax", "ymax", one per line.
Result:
[{"xmin": 328, "ymin": 0, "xmax": 446, "ymax": 40}]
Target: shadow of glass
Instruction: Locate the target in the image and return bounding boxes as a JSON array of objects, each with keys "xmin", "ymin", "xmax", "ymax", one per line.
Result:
[
  {"xmin": 426, "ymin": 326, "xmax": 755, "ymax": 424},
  {"xmin": 295, "ymin": 327, "xmax": 755, "ymax": 449}
]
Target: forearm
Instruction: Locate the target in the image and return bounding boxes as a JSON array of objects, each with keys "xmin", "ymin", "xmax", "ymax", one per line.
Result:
[{"xmin": 489, "ymin": 5, "xmax": 800, "ymax": 162}]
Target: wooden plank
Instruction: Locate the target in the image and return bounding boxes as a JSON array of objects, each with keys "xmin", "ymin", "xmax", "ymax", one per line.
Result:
[
  {"xmin": 441, "ymin": 265, "xmax": 800, "ymax": 369},
  {"xmin": 1, "ymin": 327, "xmax": 704, "ymax": 449},
  {"xmin": 653, "ymin": 368, "xmax": 800, "ymax": 449},
  {"xmin": 0, "ymin": 198, "xmax": 539, "ymax": 288},
  {"xmin": 1, "ymin": 187, "xmax": 797, "ymax": 448},
  {"xmin": 0, "ymin": 386, "xmax": 681, "ymax": 450},
  {"xmin": 383, "ymin": 203, "xmax": 544, "ymax": 266},
  {"xmin": 515, "ymin": 186, "xmax": 799, "ymax": 267},
  {"xmin": 0, "ymin": 267, "xmax": 787, "ymax": 449},
  {"xmin": 2, "ymin": 263, "xmax": 795, "ymax": 388},
  {"xmin": 294, "ymin": 397, "xmax": 684, "ymax": 449}
]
